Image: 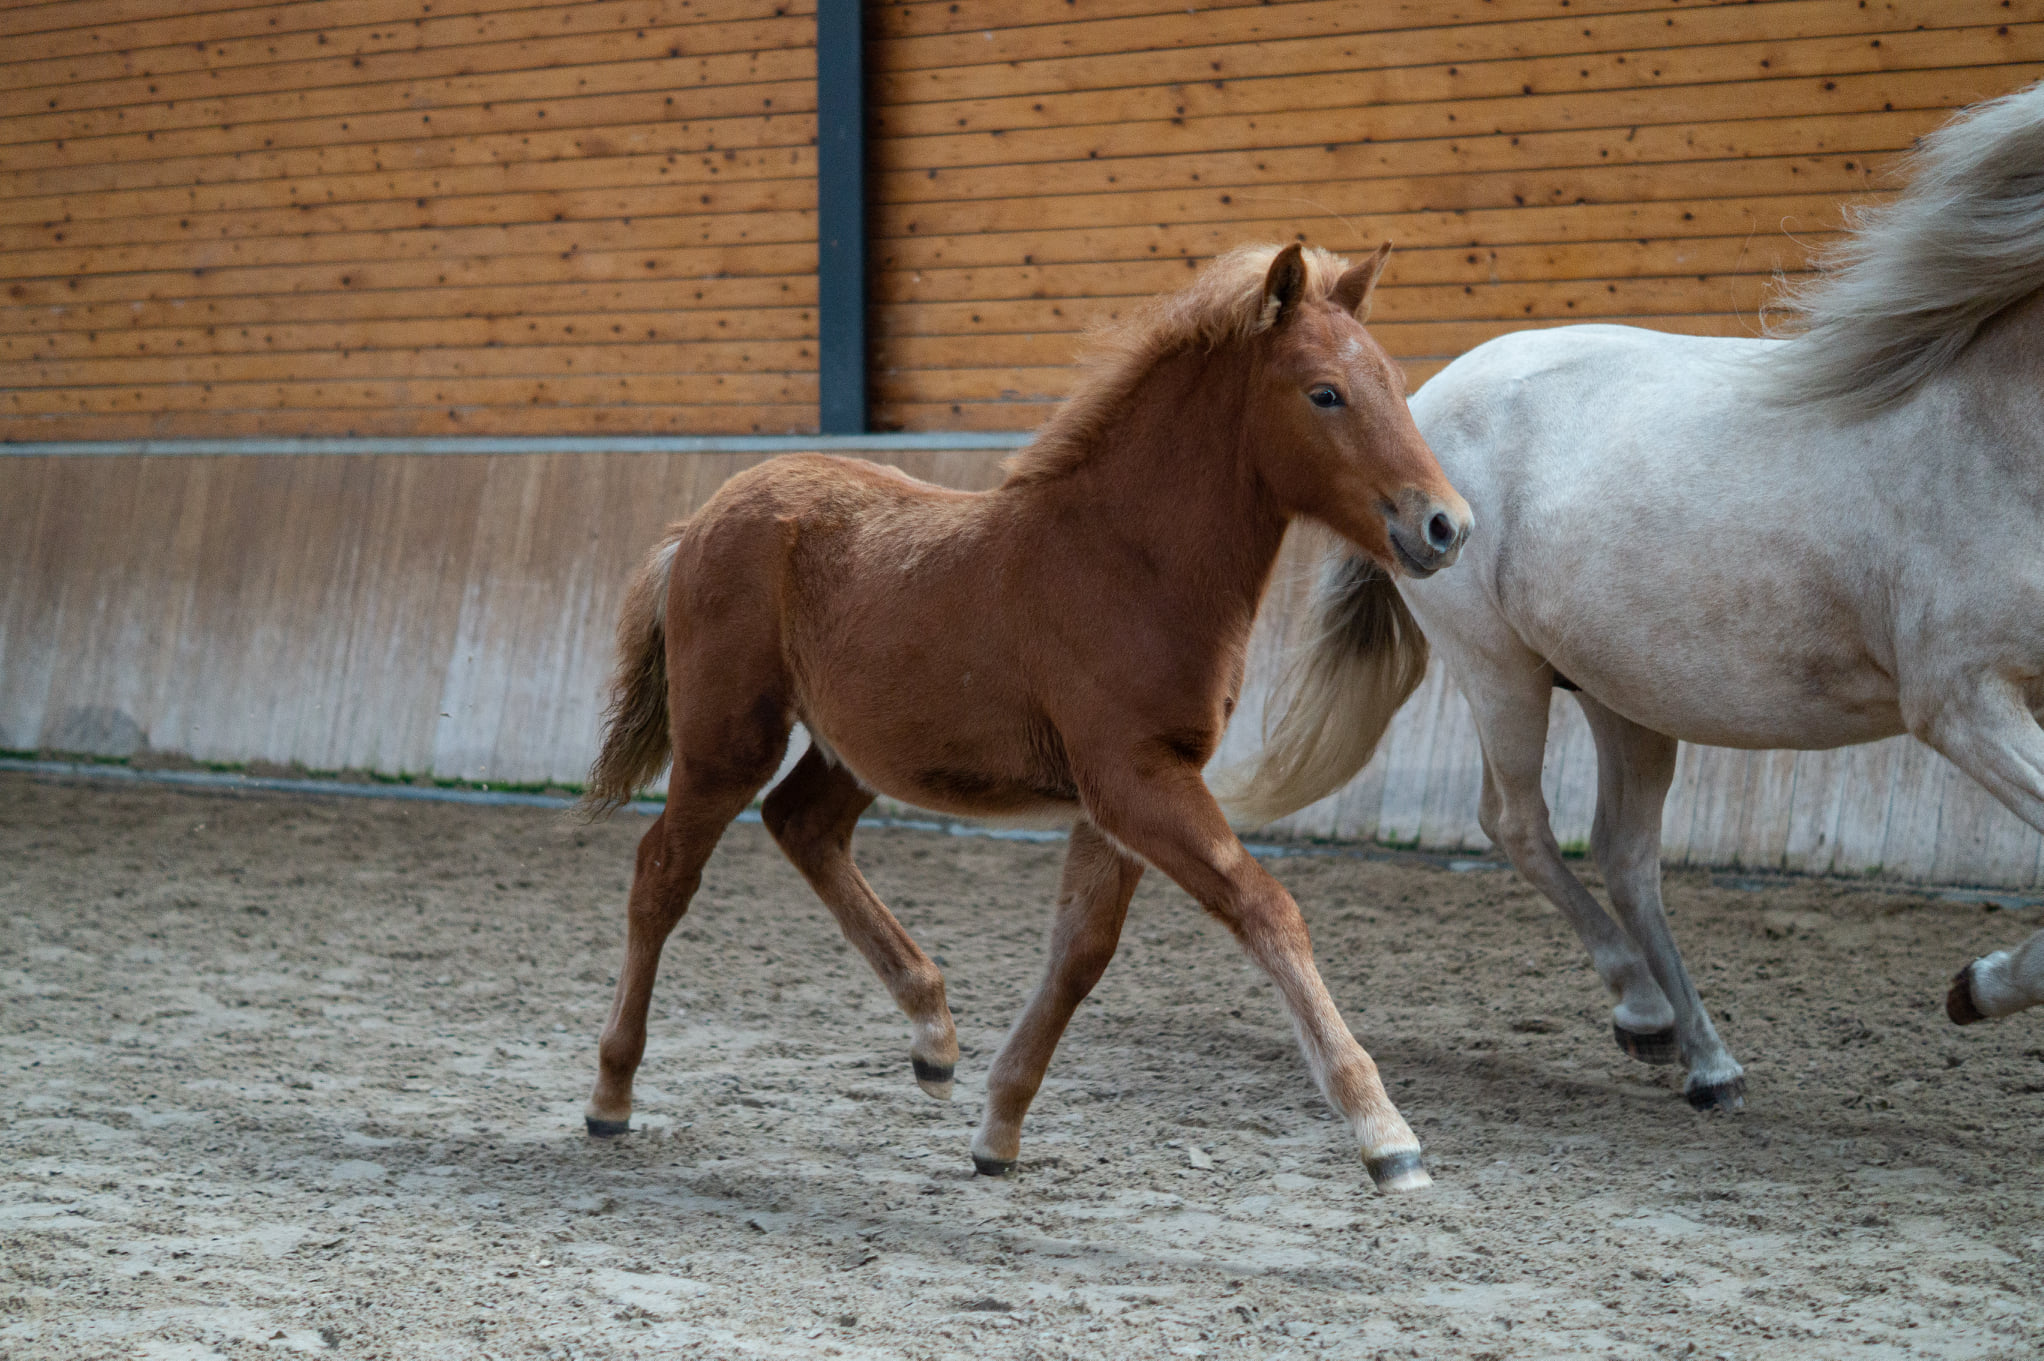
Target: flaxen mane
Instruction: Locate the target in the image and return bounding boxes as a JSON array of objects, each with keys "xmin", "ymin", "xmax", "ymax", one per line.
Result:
[
  {"xmin": 1766, "ymin": 81, "xmax": 2044, "ymax": 415},
  {"xmin": 1003, "ymin": 243, "xmax": 1358, "ymax": 484}
]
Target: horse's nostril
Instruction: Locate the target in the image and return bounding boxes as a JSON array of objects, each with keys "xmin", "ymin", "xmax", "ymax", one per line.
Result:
[{"xmin": 1426, "ymin": 512, "xmax": 1457, "ymax": 551}]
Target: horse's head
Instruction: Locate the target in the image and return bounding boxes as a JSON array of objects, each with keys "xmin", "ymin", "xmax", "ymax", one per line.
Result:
[{"xmin": 1247, "ymin": 243, "xmax": 1471, "ymax": 578}]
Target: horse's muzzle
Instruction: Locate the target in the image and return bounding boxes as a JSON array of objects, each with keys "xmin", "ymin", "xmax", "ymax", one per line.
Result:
[{"xmin": 1387, "ymin": 499, "xmax": 1471, "ymax": 577}]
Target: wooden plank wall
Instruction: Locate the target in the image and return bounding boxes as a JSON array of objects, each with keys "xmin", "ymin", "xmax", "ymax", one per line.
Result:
[
  {"xmin": 0, "ymin": 0, "xmax": 819, "ymax": 438},
  {"xmin": 11, "ymin": 1, "xmax": 2038, "ymax": 437},
  {"xmin": 867, "ymin": 0, "xmax": 2044, "ymax": 430}
]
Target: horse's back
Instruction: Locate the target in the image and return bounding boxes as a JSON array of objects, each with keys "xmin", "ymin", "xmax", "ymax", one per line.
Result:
[
  {"xmin": 669, "ymin": 453, "xmax": 985, "ymax": 604},
  {"xmin": 689, "ymin": 452, "xmax": 974, "ymax": 539},
  {"xmin": 1400, "ymin": 324, "xmax": 1908, "ymax": 749},
  {"xmin": 1412, "ymin": 326, "xmax": 1771, "ymax": 473}
]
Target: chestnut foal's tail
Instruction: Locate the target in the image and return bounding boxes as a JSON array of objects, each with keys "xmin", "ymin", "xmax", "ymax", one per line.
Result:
[
  {"xmin": 578, "ymin": 536, "xmax": 682, "ymax": 818},
  {"xmin": 1223, "ymin": 552, "xmax": 1430, "ymax": 827}
]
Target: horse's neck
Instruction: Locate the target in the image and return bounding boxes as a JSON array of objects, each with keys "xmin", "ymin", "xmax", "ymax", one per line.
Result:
[
  {"xmin": 1851, "ymin": 287, "xmax": 2044, "ymax": 511},
  {"xmin": 1946, "ymin": 287, "xmax": 2044, "ymax": 450},
  {"xmin": 1022, "ymin": 351, "xmax": 1290, "ymax": 621}
]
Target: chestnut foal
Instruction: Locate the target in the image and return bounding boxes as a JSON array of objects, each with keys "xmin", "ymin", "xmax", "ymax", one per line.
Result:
[{"xmin": 577, "ymin": 243, "xmax": 1471, "ymax": 1191}]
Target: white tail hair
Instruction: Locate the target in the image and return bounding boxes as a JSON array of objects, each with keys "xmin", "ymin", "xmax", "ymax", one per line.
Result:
[
  {"xmin": 1218, "ymin": 552, "xmax": 1430, "ymax": 828},
  {"xmin": 1767, "ymin": 81, "xmax": 2044, "ymax": 415}
]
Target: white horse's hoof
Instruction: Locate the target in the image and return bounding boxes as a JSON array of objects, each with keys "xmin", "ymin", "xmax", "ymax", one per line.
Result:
[
  {"xmin": 1364, "ymin": 1149, "xmax": 1432, "ymax": 1193},
  {"xmin": 1946, "ymin": 963, "xmax": 1987, "ymax": 1025},
  {"xmin": 1684, "ymin": 1076, "xmax": 1746, "ymax": 1111},
  {"xmin": 1613, "ymin": 1022, "xmax": 1680, "ymax": 1065}
]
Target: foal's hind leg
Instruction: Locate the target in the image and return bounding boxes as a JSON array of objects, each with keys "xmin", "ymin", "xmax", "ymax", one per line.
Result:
[
  {"xmin": 587, "ymin": 649, "xmax": 794, "ymax": 1137},
  {"xmin": 587, "ymin": 761, "xmax": 781, "ymax": 1136},
  {"xmin": 1576, "ymin": 695, "xmax": 1744, "ymax": 1108},
  {"xmin": 1461, "ymin": 664, "xmax": 1678, "ymax": 1059},
  {"xmin": 761, "ymin": 746, "xmax": 959, "ymax": 1098},
  {"xmin": 971, "ymin": 820, "xmax": 1144, "ymax": 1175}
]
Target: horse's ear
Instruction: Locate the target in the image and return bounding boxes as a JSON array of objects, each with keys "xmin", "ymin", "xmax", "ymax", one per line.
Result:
[
  {"xmin": 1331, "ymin": 242, "xmax": 1393, "ymax": 321},
  {"xmin": 1258, "ymin": 243, "xmax": 1309, "ymax": 331}
]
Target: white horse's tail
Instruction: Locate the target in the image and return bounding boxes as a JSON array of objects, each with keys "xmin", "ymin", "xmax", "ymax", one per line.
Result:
[
  {"xmin": 1767, "ymin": 80, "xmax": 2044, "ymax": 415},
  {"xmin": 1221, "ymin": 552, "xmax": 1430, "ymax": 827}
]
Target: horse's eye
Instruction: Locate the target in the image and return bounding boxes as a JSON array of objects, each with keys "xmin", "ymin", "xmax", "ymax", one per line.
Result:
[{"xmin": 1308, "ymin": 386, "xmax": 1343, "ymax": 409}]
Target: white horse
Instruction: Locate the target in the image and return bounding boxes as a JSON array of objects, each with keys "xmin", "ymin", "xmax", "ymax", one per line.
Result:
[{"xmin": 1231, "ymin": 82, "xmax": 2044, "ymax": 1108}]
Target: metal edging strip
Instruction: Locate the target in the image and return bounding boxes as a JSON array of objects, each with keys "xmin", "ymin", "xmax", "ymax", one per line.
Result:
[{"xmin": 0, "ymin": 433, "xmax": 1030, "ymax": 458}]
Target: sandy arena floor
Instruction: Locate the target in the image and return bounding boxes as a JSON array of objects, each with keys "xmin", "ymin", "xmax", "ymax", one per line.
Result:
[{"xmin": 3, "ymin": 770, "xmax": 2042, "ymax": 1360}]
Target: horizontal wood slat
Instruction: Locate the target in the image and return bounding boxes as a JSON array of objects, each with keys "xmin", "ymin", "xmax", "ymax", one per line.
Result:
[
  {"xmin": 0, "ymin": 307, "xmax": 820, "ymax": 362},
  {"xmin": 0, "ymin": 91, "xmax": 814, "ymax": 177},
  {"xmin": 872, "ymin": 22, "xmax": 2034, "ymax": 134},
  {"xmin": 874, "ymin": 65, "xmax": 2043, "ymax": 175},
  {"xmin": 872, "ymin": 234, "xmax": 1827, "ymax": 301},
  {"xmin": 872, "ymin": 0, "xmax": 1997, "ymax": 71},
  {"xmin": 2, "ymin": 16, "xmax": 815, "ymax": 118},
  {"xmin": 4, "ymin": 0, "xmax": 812, "ymax": 58},
  {"xmin": 0, "ymin": 203, "xmax": 819, "ymax": 278},
  {"xmin": 878, "ymin": 108, "xmax": 1938, "ymax": 204},
  {"xmin": 18, "ymin": 338, "xmax": 820, "ymax": 387},
  {"xmin": 0, "ymin": 126, "xmax": 812, "ymax": 206},
  {"xmin": 0, "ymin": 277, "xmax": 817, "ymax": 337},
  {"xmin": 7, "ymin": 405, "xmax": 824, "ymax": 438}
]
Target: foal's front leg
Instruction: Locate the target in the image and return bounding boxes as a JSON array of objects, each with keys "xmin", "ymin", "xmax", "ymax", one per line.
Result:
[
  {"xmin": 971, "ymin": 820, "xmax": 1144, "ymax": 1175},
  {"xmin": 1088, "ymin": 764, "xmax": 1430, "ymax": 1191}
]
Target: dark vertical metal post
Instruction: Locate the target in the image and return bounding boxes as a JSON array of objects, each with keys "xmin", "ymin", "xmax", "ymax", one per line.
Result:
[{"xmin": 816, "ymin": 0, "xmax": 867, "ymax": 434}]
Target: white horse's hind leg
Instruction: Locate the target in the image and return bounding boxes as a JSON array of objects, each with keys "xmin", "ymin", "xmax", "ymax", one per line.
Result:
[
  {"xmin": 1458, "ymin": 660, "xmax": 1679, "ymax": 1063},
  {"xmin": 1909, "ymin": 676, "xmax": 2044, "ymax": 1024},
  {"xmin": 1949, "ymin": 928, "xmax": 2044, "ymax": 1022},
  {"xmin": 1576, "ymin": 696, "xmax": 1746, "ymax": 1108}
]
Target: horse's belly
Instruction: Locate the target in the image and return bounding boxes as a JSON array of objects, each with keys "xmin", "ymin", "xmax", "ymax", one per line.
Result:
[
  {"xmin": 1621, "ymin": 687, "xmax": 1904, "ymax": 751},
  {"xmin": 799, "ymin": 705, "xmax": 1083, "ymax": 826},
  {"xmin": 1552, "ymin": 637, "xmax": 1906, "ymax": 751}
]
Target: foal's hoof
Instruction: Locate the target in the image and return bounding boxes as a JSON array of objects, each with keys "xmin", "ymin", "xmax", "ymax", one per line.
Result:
[
  {"xmin": 911, "ymin": 1057, "xmax": 955, "ymax": 1101},
  {"xmin": 1613, "ymin": 1022, "xmax": 1680, "ymax": 1066},
  {"xmin": 971, "ymin": 1153, "xmax": 1016, "ymax": 1178},
  {"xmin": 1363, "ymin": 1149, "xmax": 1433, "ymax": 1194},
  {"xmin": 1684, "ymin": 1076, "xmax": 1747, "ymax": 1112},
  {"xmin": 585, "ymin": 1116, "xmax": 632, "ymax": 1138},
  {"xmin": 1947, "ymin": 964, "xmax": 1986, "ymax": 1026}
]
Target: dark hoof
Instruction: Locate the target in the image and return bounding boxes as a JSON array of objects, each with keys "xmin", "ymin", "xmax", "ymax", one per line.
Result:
[
  {"xmin": 1684, "ymin": 1077, "xmax": 1746, "ymax": 1112},
  {"xmin": 1947, "ymin": 965, "xmax": 1986, "ymax": 1026},
  {"xmin": 585, "ymin": 1116, "xmax": 631, "ymax": 1138},
  {"xmin": 1363, "ymin": 1149, "xmax": 1432, "ymax": 1193},
  {"xmin": 971, "ymin": 1153, "xmax": 1016, "ymax": 1177},
  {"xmin": 1613, "ymin": 1022, "xmax": 1680, "ymax": 1066},
  {"xmin": 912, "ymin": 1056, "xmax": 955, "ymax": 1101}
]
